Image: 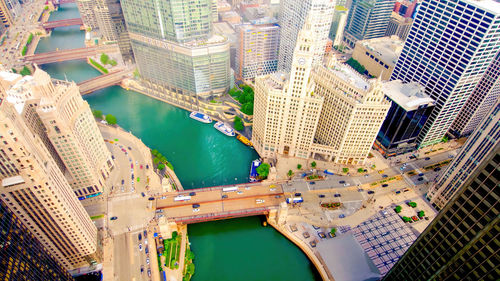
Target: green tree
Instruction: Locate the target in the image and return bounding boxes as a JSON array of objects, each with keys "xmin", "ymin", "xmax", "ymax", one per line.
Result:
[
  {"xmin": 21, "ymin": 46, "xmax": 27, "ymax": 56},
  {"xmin": 100, "ymin": 53, "xmax": 110, "ymax": 65},
  {"xmin": 151, "ymin": 149, "xmax": 159, "ymax": 156},
  {"xmin": 256, "ymin": 163, "xmax": 270, "ymax": 179},
  {"xmin": 297, "ymin": 164, "xmax": 302, "ymax": 170},
  {"xmin": 160, "ymin": 156, "xmax": 167, "ymax": 163},
  {"xmin": 228, "ymin": 87, "xmax": 241, "ymax": 98},
  {"xmin": 187, "ymin": 263, "xmax": 195, "ymax": 275},
  {"xmin": 234, "ymin": 116, "xmax": 244, "ymax": 131},
  {"xmin": 11, "ymin": 68, "xmax": 17, "ymax": 73},
  {"xmin": 402, "ymin": 216, "xmax": 412, "ymax": 222},
  {"xmin": 186, "ymin": 249, "xmax": 195, "ymax": 260},
  {"xmin": 357, "ymin": 168, "xmax": 364, "ymax": 173},
  {"xmin": 109, "ymin": 60, "xmax": 117, "ymax": 66},
  {"xmin": 105, "ymin": 114, "xmax": 117, "ymax": 125},
  {"xmin": 394, "ymin": 206, "xmax": 402, "ymax": 213},
  {"xmin": 158, "ymin": 163, "xmax": 165, "ymax": 170},
  {"xmin": 346, "ymin": 58, "xmax": 366, "ymax": 74},
  {"xmin": 20, "ymin": 66, "xmax": 31, "ymax": 76},
  {"xmin": 287, "ymin": 170, "xmax": 294, "ymax": 179},
  {"xmin": 153, "ymin": 157, "xmax": 160, "ymax": 165},
  {"xmin": 418, "ymin": 210, "xmax": 425, "ymax": 217},
  {"xmin": 311, "ymin": 161, "xmax": 317, "ymax": 168},
  {"xmin": 342, "ymin": 168, "xmax": 349, "ymax": 173},
  {"xmin": 92, "ymin": 109, "xmax": 103, "ymax": 119},
  {"xmin": 242, "ymin": 84, "xmax": 254, "ymax": 95},
  {"xmin": 172, "ymin": 231, "xmax": 178, "ymax": 239},
  {"xmin": 240, "ymin": 102, "xmax": 254, "ymax": 115},
  {"xmin": 44, "ymin": 5, "xmax": 49, "ymax": 10},
  {"xmin": 441, "ymin": 135, "xmax": 449, "ymax": 143},
  {"xmin": 26, "ymin": 33, "xmax": 33, "ymax": 45},
  {"xmin": 166, "ymin": 162, "xmax": 174, "ymax": 171},
  {"xmin": 330, "ymin": 228, "xmax": 337, "ymax": 236},
  {"xmin": 408, "ymin": 202, "xmax": 417, "ymax": 208}
]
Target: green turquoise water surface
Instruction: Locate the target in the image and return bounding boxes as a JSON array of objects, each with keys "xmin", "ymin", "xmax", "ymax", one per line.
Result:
[{"xmin": 37, "ymin": 4, "xmax": 320, "ymax": 281}]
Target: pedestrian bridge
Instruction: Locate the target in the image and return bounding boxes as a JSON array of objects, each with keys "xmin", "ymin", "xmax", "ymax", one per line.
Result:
[
  {"xmin": 42, "ymin": 18, "xmax": 83, "ymax": 30},
  {"xmin": 24, "ymin": 45, "xmax": 119, "ymax": 65},
  {"xmin": 154, "ymin": 183, "xmax": 284, "ymax": 224}
]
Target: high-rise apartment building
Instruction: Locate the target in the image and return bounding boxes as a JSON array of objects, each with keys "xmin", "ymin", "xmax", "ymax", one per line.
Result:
[
  {"xmin": 391, "ymin": 0, "xmax": 500, "ymax": 148},
  {"xmin": 343, "ymin": 0, "xmax": 396, "ymax": 48},
  {"xmin": 235, "ymin": 22, "xmax": 280, "ymax": 81},
  {"xmin": 385, "ymin": 12, "xmax": 412, "ymax": 40},
  {"xmin": 277, "ymin": 0, "xmax": 334, "ymax": 73},
  {"xmin": 120, "ymin": 0, "xmax": 230, "ymax": 98},
  {"xmin": 427, "ymin": 101, "xmax": 499, "ymax": 210},
  {"xmin": 253, "ymin": 19, "xmax": 390, "ymax": 164},
  {"xmin": 451, "ymin": 50, "xmax": 500, "ymax": 137},
  {"xmin": 0, "ymin": 73, "xmax": 98, "ymax": 270},
  {"xmin": 0, "ymin": 200, "xmax": 75, "ymax": 281},
  {"xmin": 383, "ymin": 114, "xmax": 499, "ymax": 280}
]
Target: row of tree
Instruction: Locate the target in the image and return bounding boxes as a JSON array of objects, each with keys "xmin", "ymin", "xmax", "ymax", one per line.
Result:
[
  {"xmin": 228, "ymin": 85, "xmax": 254, "ymax": 115},
  {"xmin": 92, "ymin": 110, "xmax": 117, "ymax": 125}
]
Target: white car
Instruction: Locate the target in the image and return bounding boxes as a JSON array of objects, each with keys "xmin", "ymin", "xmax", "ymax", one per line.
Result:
[
  {"xmin": 343, "ymin": 183, "xmax": 350, "ymax": 187},
  {"xmin": 139, "ymin": 244, "xmax": 143, "ymax": 251},
  {"xmin": 146, "ymin": 258, "xmax": 150, "ymax": 265},
  {"xmin": 270, "ymin": 188, "xmax": 276, "ymax": 191},
  {"xmin": 193, "ymin": 208, "xmax": 200, "ymax": 213},
  {"xmin": 237, "ymin": 191, "xmax": 243, "ymax": 195},
  {"xmin": 144, "ymin": 239, "xmax": 148, "ymax": 245}
]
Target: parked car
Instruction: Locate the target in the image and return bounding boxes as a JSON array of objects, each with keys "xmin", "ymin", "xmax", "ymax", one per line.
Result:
[
  {"xmin": 425, "ymin": 157, "xmax": 430, "ymax": 160},
  {"xmin": 339, "ymin": 180, "xmax": 346, "ymax": 184},
  {"xmin": 382, "ymin": 174, "xmax": 388, "ymax": 178},
  {"xmin": 148, "ymin": 197, "xmax": 155, "ymax": 201},
  {"xmin": 434, "ymin": 167, "xmax": 441, "ymax": 172},
  {"xmin": 128, "ymin": 146, "xmax": 132, "ymax": 150},
  {"xmin": 189, "ymin": 192, "xmax": 196, "ymax": 196},
  {"xmin": 274, "ymin": 195, "xmax": 282, "ymax": 199},
  {"xmin": 193, "ymin": 208, "xmax": 200, "ymax": 213},
  {"xmin": 146, "ymin": 164, "xmax": 149, "ymax": 169},
  {"xmin": 339, "ymin": 214, "xmax": 346, "ymax": 218},
  {"xmin": 141, "ymin": 192, "xmax": 145, "ymax": 197},
  {"xmin": 318, "ymin": 194, "xmax": 325, "ymax": 198},
  {"xmin": 138, "ymin": 233, "xmax": 142, "ymax": 241},
  {"xmin": 192, "ymin": 204, "xmax": 200, "ymax": 208},
  {"xmin": 418, "ymin": 173, "xmax": 424, "ymax": 176},
  {"xmin": 145, "ymin": 246, "xmax": 149, "ymax": 254},
  {"xmin": 146, "ymin": 258, "xmax": 150, "ymax": 264},
  {"xmin": 110, "ymin": 216, "xmax": 118, "ymax": 220},
  {"xmin": 343, "ymin": 183, "xmax": 350, "ymax": 187},
  {"xmin": 382, "ymin": 184, "xmax": 389, "ymax": 187},
  {"xmin": 418, "ymin": 177, "xmax": 424, "ymax": 181},
  {"xmin": 139, "ymin": 244, "xmax": 142, "ymax": 251},
  {"xmin": 367, "ymin": 191, "xmax": 375, "ymax": 194},
  {"xmin": 121, "ymin": 179, "xmax": 125, "ymax": 184},
  {"xmin": 144, "ymin": 230, "xmax": 147, "ymax": 238},
  {"xmin": 294, "ymin": 193, "xmax": 302, "ymax": 196},
  {"xmin": 222, "ymin": 194, "xmax": 228, "ymax": 199},
  {"xmin": 309, "ymin": 181, "xmax": 316, "ymax": 185},
  {"xmin": 334, "ymin": 194, "xmax": 341, "ymax": 197},
  {"xmin": 148, "ymin": 269, "xmax": 151, "ymax": 277}
]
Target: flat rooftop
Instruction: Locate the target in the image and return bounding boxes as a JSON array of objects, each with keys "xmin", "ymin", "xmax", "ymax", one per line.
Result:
[
  {"xmin": 468, "ymin": 0, "xmax": 500, "ymax": 14},
  {"xmin": 2, "ymin": 175, "xmax": 25, "ymax": 187},
  {"xmin": 328, "ymin": 61, "xmax": 371, "ymax": 92},
  {"xmin": 382, "ymin": 80, "xmax": 434, "ymax": 111},
  {"xmin": 0, "ymin": 71, "xmax": 21, "ymax": 82},
  {"xmin": 359, "ymin": 36, "xmax": 403, "ymax": 66}
]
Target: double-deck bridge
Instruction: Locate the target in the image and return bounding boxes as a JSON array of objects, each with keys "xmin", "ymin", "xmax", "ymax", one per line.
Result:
[{"xmin": 23, "ymin": 45, "xmax": 119, "ymax": 65}]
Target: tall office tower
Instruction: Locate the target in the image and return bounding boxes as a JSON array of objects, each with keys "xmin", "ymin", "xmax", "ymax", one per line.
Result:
[
  {"xmin": 383, "ymin": 115, "xmax": 499, "ymax": 280},
  {"xmin": 94, "ymin": 1, "xmax": 115, "ymax": 41},
  {"xmin": 2, "ymin": 69, "xmax": 114, "ymax": 197},
  {"xmin": 120, "ymin": 0, "xmax": 230, "ymax": 98},
  {"xmin": 0, "ymin": 79, "xmax": 98, "ymax": 270},
  {"xmin": 311, "ymin": 56, "xmax": 391, "ymax": 165},
  {"xmin": 235, "ymin": 22, "xmax": 280, "ymax": 81},
  {"xmin": 100, "ymin": 0, "xmax": 134, "ymax": 63},
  {"xmin": 427, "ymin": 101, "xmax": 499, "ymax": 210},
  {"xmin": 375, "ymin": 80, "xmax": 434, "ymax": 157},
  {"xmin": 253, "ymin": 17, "xmax": 324, "ymax": 159},
  {"xmin": 277, "ymin": 0, "xmax": 335, "ymax": 73},
  {"xmin": 391, "ymin": 0, "xmax": 500, "ymax": 148},
  {"xmin": 343, "ymin": 0, "xmax": 396, "ymax": 48},
  {"xmin": 451, "ymin": 51, "xmax": 500, "ymax": 137},
  {"xmin": 76, "ymin": 0, "xmax": 99, "ymax": 30},
  {"xmin": 0, "ymin": 0, "xmax": 19, "ymax": 28},
  {"xmin": 385, "ymin": 12, "xmax": 412, "ymax": 40},
  {"xmin": 329, "ymin": 5, "xmax": 349, "ymax": 47},
  {"xmin": 0, "ymin": 201, "xmax": 75, "ymax": 281}
]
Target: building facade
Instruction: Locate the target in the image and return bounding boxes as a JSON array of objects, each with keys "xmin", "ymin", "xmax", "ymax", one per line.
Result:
[
  {"xmin": 391, "ymin": 0, "xmax": 500, "ymax": 148},
  {"xmin": 0, "ymin": 73, "xmax": 98, "ymax": 269},
  {"xmin": 351, "ymin": 35, "xmax": 403, "ymax": 80},
  {"xmin": 375, "ymin": 80, "xmax": 434, "ymax": 157},
  {"xmin": 329, "ymin": 6, "xmax": 349, "ymax": 47},
  {"xmin": 451, "ymin": 50, "xmax": 500, "ymax": 137},
  {"xmin": 0, "ymin": 0, "xmax": 20, "ymax": 28},
  {"xmin": 385, "ymin": 12, "xmax": 412, "ymax": 40},
  {"xmin": 277, "ymin": 0, "xmax": 334, "ymax": 73},
  {"xmin": 0, "ymin": 200, "xmax": 75, "ymax": 281},
  {"xmin": 120, "ymin": 0, "xmax": 230, "ymax": 98},
  {"xmin": 76, "ymin": 0, "xmax": 99, "ymax": 30},
  {"xmin": 235, "ymin": 22, "xmax": 280, "ymax": 81},
  {"xmin": 427, "ymin": 101, "xmax": 499, "ymax": 210},
  {"xmin": 383, "ymin": 123, "xmax": 499, "ymax": 280},
  {"xmin": 343, "ymin": 0, "xmax": 396, "ymax": 48}
]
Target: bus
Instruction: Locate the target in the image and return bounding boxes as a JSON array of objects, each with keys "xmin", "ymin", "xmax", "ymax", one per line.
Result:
[
  {"xmin": 222, "ymin": 186, "xmax": 238, "ymax": 192},
  {"xmin": 174, "ymin": 195, "xmax": 191, "ymax": 202},
  {"xmin": 286, "ymin": 197, "xmax": 304, "ymax": 204},
  {"xmin": 14, "ymin": 42, "xmax": 20, "ymax": 50}
]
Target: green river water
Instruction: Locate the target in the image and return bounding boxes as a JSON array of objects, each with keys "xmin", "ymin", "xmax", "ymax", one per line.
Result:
[{"xmin": 37, "ymin": 4, "xmax": 320, "ymax": 281}]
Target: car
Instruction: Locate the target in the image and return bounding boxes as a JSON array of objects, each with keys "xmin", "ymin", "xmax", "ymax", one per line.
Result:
[
  {"xmin": 245, "ymin": 186, "xmax": 251, "ymax": 190},
  {"xmin": 395, "ymin": 190, "xmax": 401, "ymax": 194},
  {"xmin": 111, "ymin": 155, "xmax": 115, "ymax": 159},
  {"xmin": 144, "ymin": 230, "xmax": 147, "ymax": 237},
  {"xmin": 110, "ymin": 216, "xmax": 118, "ymax": 220},
  {"xmin": 343, "ymin": 183, "xmax": 350, "ymax": 187},
  {"xmin": 403, "ymin": 188, "xmax": 410, "ymax": 192},
  {"xmin": 148, "ymin": 269, "xmax": 151, "ymax": 277},
  {"xmin": 294, "ymin": 193, "xmax": 302, "ymax": 196},
  {"xmin": 382, "ymin": 174, "xmax": 388, "ymax": 178},
  {"xmin": 312, "ymin": 225, "xmax": 320, "ymax": 230},
  {"xmin": 357, "ymin": 188, "xmax": 364, "ymax": 192},
  {"xmin": 146, "ymin": 258, "xmax": 150, "ymax": 264},
  {"xmin": 364, "ymin": 174, "xmax": 369, "ymax": 177},
  {"xmin": 274, "ymin": 195, "xmax": 282, "ymax": 198},
  {"xmin": 418, "ymin": 173, "xmax": 424, "ymax": 176},
  {"xmin": 192, "ymin": 204, "xmax": 200, "ymax": 208},
  {"xmin": 418, "ymin": 177, "xmax": 424, "ymax": 181},
  {"xmin": 309, "ymin": 181, "xmax": 315, "ymax": 185},
  {"xmin": 121, "ymin": 186, "xmax": 125, "ymax": 192},
  {"xmin": 148, "ymin": 197, "xmax": 155, "ymax": 201},
  {"xmin": 189, "ymin": 192, "xmax": 196, "ymax": 196},
  {"xmin": 339, "ymin": 214, "xmax": 346, "ymax": 218},
  {"xmin": 139, "ymin": 244, "xmax": 142, "ymax": 251},
  {"xmin": 131, "ymin": 174, "xmax": 134, "ymax": 180},
  {"xmin": 363, "ymin": 169, "xmax": 368, "ymax": 172},
  {"xmin": 141, "ymin": 192, "xmax": 145, "ymax": 197},
  {"xmin": 131, "ymin": 164, "xmax": 133, "ymax": 169},
  {"xmin": 145, "ymin": 245, "xmax": 149, "ymax": 253},
  {"xmin": 121, "ymin": 179, "xmax": 124, "ymax": 184},
  {"xmin": 425, "ymin": 157, "xmax": 430, "ymax": 160},
  {"xmin": 339, "ymin": 180, "xmax": 346, "ymax": 184},
  {"xmin": 128, "ymin": 147, "xmax": 132, "ymax": 150},
  {"xmin": 193, "ymin": 208, "xmax": 200, "ymax": 212},
  {"xmin": 318, "ymin": 194, "xmax": 325, "ymax": 198},
  {"xmin": 434, "ymin": 167, "xmax": 441, "ymax": 172},
  {"xmin": 334, "ymin": 193, "xmax": 341, "ymax": 197},
  {"xmin": 161, "ymin": 196, "xmax": 166, "ymax": 199},
  {"xmin": 146, "ymin": 164, "xmax": 149, "ymax": 169},
  {"xmin": 141, "ymin": 267, "xmax": 144, "ymax": 273},
  {"xmin": 155, "ymin": 210, "xmax": 163, "ymax": 213},
  {"xmin": 382, "ymin": 184, "xmax": 389, "ymax": 187},
  {"xmin": 138, "ymin": 233, "xmax": 142, "ymax": 240},
  {"xmin": 135, "ymin": 160, "xmax": 138, "ymax": 165},
  {"xmin": 140, "ymin": 165, "xmax": 143, "ymax": 169},
  {"xmin": 237, "ymin": 191, "xmax": 243, "ymax": 194},
  {"xmin": 222, "ymin": 194, "xmax": 228, "ymax": 199},
  {"xmin": 270, "ymin": 188, "xmax": 277, "ymax": 191},
  {"xmin": 367, "ymin": 191, "xmax": 375, "ymax": 194}
]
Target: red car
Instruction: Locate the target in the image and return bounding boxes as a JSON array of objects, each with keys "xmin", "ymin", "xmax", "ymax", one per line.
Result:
[{"xmin": 411, "ymin": 216, "xmax": 419, "ymax": 221}]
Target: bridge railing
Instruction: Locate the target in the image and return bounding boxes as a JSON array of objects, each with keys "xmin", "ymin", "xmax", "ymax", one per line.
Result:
[{"xmin": 173, "ymin": 207, "xmax": 270, "ymax": 223}]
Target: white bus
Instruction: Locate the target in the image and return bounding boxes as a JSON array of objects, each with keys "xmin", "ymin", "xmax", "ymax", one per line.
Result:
[
  {"xmin": 15, "ymin": 42, "xmax": 20, "ymax": 50},
  {"xmin": 174, "ymin": 195, "xmax": 191, "ymax": 202},
  {"xmin": 222, "ymin": 186, "xmax": 238, "ymax": 192}
]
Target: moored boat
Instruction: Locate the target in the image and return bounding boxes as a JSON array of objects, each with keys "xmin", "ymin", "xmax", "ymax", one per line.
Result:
[
  {"xmin": 189, "ymin": 111, "xmax": 212, "ymax": 123},
  {"xmin": 236, "ymin": 134, "xmax": 253, "ymax": 147},
  {"xmin": 214, "ymin": 121, "xmax": 235, "ymax": 136},
  {"xmin": 249, "ymin": 159, "xmax": 261, "ymax": 182}
]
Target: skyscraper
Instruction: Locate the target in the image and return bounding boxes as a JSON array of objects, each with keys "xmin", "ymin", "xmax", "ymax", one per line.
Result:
[
  {"xmin": 391, "ymin": 0, "xmax": 500, "ymax": 148},
  {"xmin": 382, "ymin": 106, "xmax": 499, "ymax": 280},
  {"xmin": 343, "ymin": 0, "xmax": 396, "ymax": 48},
  {"xmin": 427, "ymin": 101, "xmax": 499, "ymax": 210},
  {"xmin": 0, "ymin": 72, "xmax": 98, "ymax": 270},
  {"xmin": 0, "ymin": 200, "xmax": 75, "ymax": 281},
  {"xmin": 451, "ymin": 50, "xmax": 500, "ymax": 137},
  {"xmin": 0, "ymin": 0, "xmax": 20, "ymax": 28},
  {"xmin": 120, "ymin": 0, "xmax": 230, "ymax": 98},
  {"xmin": 277, "ymin": 0, "xmax": 334, "ymax": 73}
]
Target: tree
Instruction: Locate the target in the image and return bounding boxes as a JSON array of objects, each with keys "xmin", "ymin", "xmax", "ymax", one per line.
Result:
[
  {"xmin": 92, "ymin": 109, "xmax": 103, "ymax": 119},
  {"xmin": 11, "ymin": 68, "xmax": 17, "ymax": 73},
  {"xmin": 151, "ymin": 149, "xmax": 159, "ymax": 156},
  {"xmin": 418, "ymin": 210, "xmax": 425, "ymax": 217},
  {"xmin": 408, "ymin": 202, "xmax": 417, "ymax": 208},
  {"xmin": 158, "ymin": 163, "xmax": 165, "ymax": 170},
  {"xmin": 256, "ymin": 163, "xmax": 270, "ymax": 179},
  {"xmin": 109, "ymin": 60, "xmax": 117, "ymax": 66},
  {"xmin": 187, "ymin": 263, "xmax": 195, "ymax": 275},
  {"xmin": 21, "ymin": 46, "xmax": 27, "ymax": 56},
  {"xmin": 166, "ymin": 162, "xmax": 174, "ymax": 171},
  {"xmin": 153, "ymin": 157, "xmax": 160, "ymax": 165},
  {"xmin": 346, "ymin": 58, "xmax": 366, "ymax": 74},
  {"xmin": 330, "ymin": 228, "xmax": 337, "ymax": 236},
  {"xmin": 234, "ymin": 116, "xmax": 244, "ymax": 131},
  {"xmin": 287, "ymin": 170, "xmax": 294, "ymax": 179},
  {"xmin": 172, "ymin": 231, "xmax": 178, "ymax": 239},
  {"xmin": 402, "ymin": 216, "xmax": 412, "ymax": 222},
  {"xmin": 342, "ymin": 168, "xmax": 349, "ymax": 173},
  {"xmin": 442, "ymin": 135, "xmax": 449, "ymax": 143},
  {"xmin": 20, "ymin": 66, "xmax": 31, "ymax": 76},
  {"xmin": 228, "ymin": 87, "xmax": 241, "ymax": 98},
  {"xmin": 394, "ymin": 206, "xmax": 402, "ymax": 213},
  {"xmin": 357, "ymin": 168, "xmax": 364, "ymax": 173},
  {"xmin": 160, "ymin": 156, "xmax": 167, "ymax": 163},
  {"xmin": 240, "ymin": 102, "xmax": 254, "ymax": 115},
  {"xmin": 297, "ymin": 164, "xmax": 302, "ymax": 170},
  {"xmin": 311, "ymin": 161, "xmax": 317, "ymax": 168},
  {"xmin": 26, "ymin": 33, "xmax": 34, "ymax": 45},
  {"xmin": 105, "ymin": 114, "xmax": 117, "ymax": 125},
  {"xmin": 100, "ymin": 53, "xmax": 110, "ymax": 65}
]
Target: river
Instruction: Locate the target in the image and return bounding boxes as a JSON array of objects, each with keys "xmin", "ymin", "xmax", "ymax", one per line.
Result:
[{"xmin": 37, "ymin": 3, "xmax": 320, "ymax": 281}]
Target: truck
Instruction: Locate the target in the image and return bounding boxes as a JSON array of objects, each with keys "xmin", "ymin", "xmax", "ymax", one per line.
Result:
[
  {"xmin": 174, "ymin": 195, "xmax": 191, "ymax": 202},
  {"xmin": 286, "ymin": 197, "xmax": 304, "ymax": 204},
  {"xmin": 222, "ymin": 186, "xmax": 238, "ymax": 192}
]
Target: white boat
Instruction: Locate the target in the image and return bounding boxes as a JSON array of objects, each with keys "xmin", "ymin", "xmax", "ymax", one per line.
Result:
[
  {"xmin": 214, "ymin": 121, "xmax": 235, "ymax": 136},
  {"xmin": 189, "ymin": 111, "xmax": 212, "ymax": 123}
]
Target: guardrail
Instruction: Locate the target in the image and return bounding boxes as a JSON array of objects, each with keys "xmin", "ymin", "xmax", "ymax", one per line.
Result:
[{"xmin": 173, "ymin": 207, "xmax": 270, "ymax": 224}]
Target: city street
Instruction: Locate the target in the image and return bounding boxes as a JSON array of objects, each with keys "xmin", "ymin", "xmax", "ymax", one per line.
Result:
[{"xmin": 113, "ymin": 230, "xmax": 152, "ymax": 281}]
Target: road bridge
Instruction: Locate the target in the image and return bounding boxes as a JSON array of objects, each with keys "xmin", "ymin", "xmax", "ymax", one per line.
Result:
[
  {"xmin": 155, "ymin": 183, "xmax": 284, "ymax": 224},
  {"xmin": 51, "ymin": 0, "xmax": 76, "ymax": 7},
  {"xmin": 42, "ymin": 18, "xmax": 83, "ymax": 30},
  {"xmin": 78, "ymin": 69, "xmax": 133, "ymax": 95},
  {"xmin": 23, "ymin": 45, "xmax": 119, "ymax": 65}
]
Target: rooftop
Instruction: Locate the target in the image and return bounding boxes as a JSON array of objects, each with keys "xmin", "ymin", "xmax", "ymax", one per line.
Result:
[
  {"xmin": 382, "ymin": 80, "xmax": 434, "ymax": 111},
  {"xmin": 327, "ymin": 60, "xmax": 372, "ymax": 92},
  {"xmin": 2, "ymin": 175, "xmax": 25, "ymax": 187},
  {"xmin": 0, "ymin": 71, "xmax": 21, "ymax": 82},
  {"xmin": 468, "ymin": 0, "xmax": 500, "ymax": 14},
  {"xmin": 358, "ymin": 36, "xmax": 403, "ymax": 66}
]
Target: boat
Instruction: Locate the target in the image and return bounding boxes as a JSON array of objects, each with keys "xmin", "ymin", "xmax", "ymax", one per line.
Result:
[
  {"xmin": 214, "ymin": 121, "xmax": 235, "ymax": 136},
  {"xmin": 249, "ymin": 159, "xmax": 261, "ymax": 182},
  {"xmin": 189, "ymin": 111, "xmax": 212, "ymax": 123},
  {"xmin": 236, "ymin": 134, "xmax": 253, "ymax": 147}
]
